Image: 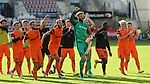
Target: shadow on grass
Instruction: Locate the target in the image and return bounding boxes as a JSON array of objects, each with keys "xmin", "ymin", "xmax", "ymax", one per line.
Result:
[
  {"xmin": 38, "ymin": 79, "xmax": 77, "ymax": 84},
  {"xmin": 23, "ymin": 74, "xmax": 116, "ymax": 83},
  {"xmin": 25, "ymin": 76, "xmax": 117, "ymax": 84},
  {"xmin": 129, "ymin": 73, "xmax": 150, "ymax": 79},
  {"xmin": 13, "ymin": 73, "xmax": 150, "ymax": 84},
  {"xmin": 0, "ymin": 79, "xmax": 26, "ymax": 83},
  {"xmin": 24, "ymin": 77, "xmax": 77, "ymax": 84},
  {"xmin": 93, "ymin": 75, "xmax": 150, "ymax": 83}
]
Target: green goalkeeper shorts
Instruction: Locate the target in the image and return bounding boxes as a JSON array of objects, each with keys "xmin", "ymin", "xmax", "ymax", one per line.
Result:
[{"xmin": 76, "ymin": 42, "xmax": 90, "ymax": 57}]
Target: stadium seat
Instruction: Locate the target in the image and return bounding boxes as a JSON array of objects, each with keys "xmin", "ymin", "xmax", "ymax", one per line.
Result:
[{"xmin": 22, "ymin": 0, "xmax": 60, "ymax": 13}]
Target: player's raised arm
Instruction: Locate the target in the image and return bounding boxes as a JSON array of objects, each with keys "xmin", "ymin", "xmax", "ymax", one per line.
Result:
[
  {"xmin": 41, "ymin": 31, "xmax": 50, "ymax": 43},
  {"xmin": 39, "ymin": 15, "xmax": 49, "ymax": 30},
  {"xmin": 59, "ymin": 15, "xmax": 63, "ymax": 20},
  {"xmin": 41, "ymin": 29, "xmax": 54, "ymax": 43},
  {"xmin": 70, "ymin": 7, "xmax": 81, "ymax": 26},
  {"xmin": 84, "ymin": 13, "xmax": 95, "ymax": 27}
]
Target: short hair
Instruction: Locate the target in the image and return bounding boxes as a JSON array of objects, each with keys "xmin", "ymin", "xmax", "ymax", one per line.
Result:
[
  {"xmin": 29, "ymin": 20, "xmax": 36, "ymax": 25},
  {"xmin": 75, "ymin": 11, "xmax": 84, "ymax": 17},
  {"xmin": 56, "ymin": 19, "xmax": 62, "ymax": 24},
  {"xmin": 0, "ymin": 19, "xmax": 7, "ymax": 23},
  {"xmin": 127, "ymin": 21, "xmax": 132, "ymax": 25},
  {"xmin": 12, "ymin": 21, "xmax": 20, "ymax": 27},
  {"xmin": 65, "ymin": 19, "xmax": 70, "ymax": 23},
  {"xmin": 22, "ymin": 20, "xmax": 28, "ymax": 24},
  {"xmin": 119, "ymin": 20, "xmax": 126, "ymax": 24}
]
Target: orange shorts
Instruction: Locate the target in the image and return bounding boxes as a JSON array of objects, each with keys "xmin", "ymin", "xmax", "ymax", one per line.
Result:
[
  {"xmin": 129, "ymin": 46, "xmax": 138, "ymax": 58},
  {"xmin": 96, "ymin": 48, "xmax": 108, "ymax": 59},
  {"xmin": 49, "ymin": 48, "xmax": 58, "ymax": 58},
  {"xmin": 23, "ymin": 48, "xmax": 31, "ymax": 59},
  {"xmin": 61, "ymin": 48, "xmax": 75, "ymax": 59},
  {"xmin": 118, "ymin": 47, "xmax": 130, "ymax": 59},
  {"xmin": 48, "ymin": 45, "xmax": 59, "ymax": 58},
  {"xmin": 13, "ymin": 49, "xmax": 24, "ymax": 62},
  {"xmin": 0, "ymin": 43, "xmax": 10, "ymax": 58},
  {"xmin": 30, "ymin": 48, "xmax": 43, "ymax": 65}
]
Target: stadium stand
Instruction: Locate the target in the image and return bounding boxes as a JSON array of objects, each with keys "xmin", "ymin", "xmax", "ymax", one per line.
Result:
[{"xmin": 22, "ymin": 0, "xmax": 60, "ymax": 13}]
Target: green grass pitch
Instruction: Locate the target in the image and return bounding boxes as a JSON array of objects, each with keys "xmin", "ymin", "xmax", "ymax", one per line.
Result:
[{"xmin": 0, "ymin": 40, "xmax": 150, "ymax": 84}]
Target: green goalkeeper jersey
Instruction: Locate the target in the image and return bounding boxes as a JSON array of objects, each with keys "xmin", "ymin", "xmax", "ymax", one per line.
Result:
[
  {"xmin": 0, "ymin": 28, "xmax": 9, "ymax": 45},
  {"xmin": 70, "ymin": 12, "xmax": 91, "ymax": 43}
]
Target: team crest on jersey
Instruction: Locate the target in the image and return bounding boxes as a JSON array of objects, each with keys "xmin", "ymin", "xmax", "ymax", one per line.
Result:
[{"xmin": 79, "ymin": 26, "xmax": 87, "ymax": 31}]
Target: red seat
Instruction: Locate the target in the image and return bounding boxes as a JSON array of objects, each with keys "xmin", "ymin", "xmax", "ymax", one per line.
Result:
[{"xmin": 23, "ymin": 0, "xmax": 60, "ymax": 13}]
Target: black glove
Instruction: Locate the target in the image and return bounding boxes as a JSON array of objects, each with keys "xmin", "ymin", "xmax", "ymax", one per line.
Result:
[
  {"xmin": 73, "ymin": 7, "xmax": 81, "ymax": 13},
  {"xmin": 109, "ymin": 51, "xmax": 112, "ymax": 57}
]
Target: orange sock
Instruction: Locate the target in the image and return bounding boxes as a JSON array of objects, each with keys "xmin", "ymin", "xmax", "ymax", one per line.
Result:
[
  {"xmin": 0, "ymin": 57, "xmax": 2, "ymax": 73},
  {"xmin": 11, "ymin": 66, "xmax": 16, "ymax": 73},
  {"xmin": 126, "ymin": 62, "xmax": 128, "ymax": 71},
  {"xmin": 84, "ymin": 65, "xmax": 88, "ymax": 74},
  {"xmin": 123, "ymin": 61, "xmax": 128, "ymax": 71},
  {"xmin": 15, "ymin": 64, "xmax": 21, "ymax": 77},
  {"xmin": 56, "ymin": 61, "xmax": 61, "ymax": 75},
  {"xmin": 27, "ymin": 62, "xmax": 31, "ymax": 74},
  {"xmin": 45, "ymin": 61, "xmax": 53, "ymax": 75},
  {"xmin": 19, "ymin": 62, "xmax": 23, "ymax": 75},
  {"xmin": 59, "ymin": 58, "xmax": 64, "ymax": 71},
  {"xmin": 71, "ymin": 59, "xmax": 75, "ymax": 72},
  {"xmin": 33, "ymin": 67, "xmax": 38, "ymax": 80},
  {"xmin": 135, "ymin": 58, "xmax": 140, "ymax": 70},
  {"xmin": 119, "ymin": 61, "xmax": 126, "ymax": 75},
  {"xmin": 120, "ymin": 61, "xmax": 124, "ymax": 70},
  {"xmin": 7, "ymin": 57, "xmax": 11, "ymax": 73}
]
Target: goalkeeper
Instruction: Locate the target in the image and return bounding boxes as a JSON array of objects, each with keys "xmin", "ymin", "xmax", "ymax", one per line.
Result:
[{"xmin": 70, "ymin": 7, "xmax": 94, "ymax": 80}]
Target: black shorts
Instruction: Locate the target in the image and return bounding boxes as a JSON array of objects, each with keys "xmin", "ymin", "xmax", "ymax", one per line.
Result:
[
  {"xmin": 41, "ymin": 47, "xmax": 50, "ymax": 58},
  {"xmin": 58, "ymin": 47, "xmax": 62, "ymax": 57}
]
